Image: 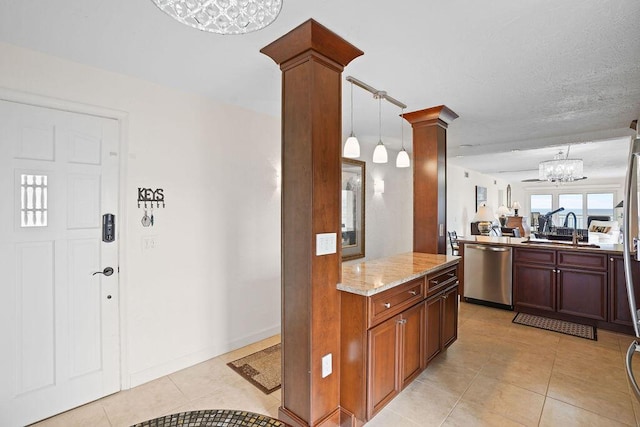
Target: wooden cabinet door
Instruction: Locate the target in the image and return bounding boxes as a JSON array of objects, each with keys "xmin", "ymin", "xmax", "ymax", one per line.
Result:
[
  {"xmin": 514, "ymin": 262, "xmax": 556, "ymax": 312},
  {"xmin": 425, "ymin": 296, "xmax": 442, "ymax": 363},
  {"xmin": 400, "ymin": 302, "xmax": 424, "ymax": 388},
  {"xmin": 367, "ymin": 316, "xmax": 400, "ymax": 419},
  {"xmin": 442, "ymin": 285, "xmax": 459, "ymax": 349},
  {"xmin": 557, "ymin": 268, "xmax": 607, "ymax": 320},
  {"xmin": 609, "ymin": 255, "xmax": 640, "ymax": 326}
]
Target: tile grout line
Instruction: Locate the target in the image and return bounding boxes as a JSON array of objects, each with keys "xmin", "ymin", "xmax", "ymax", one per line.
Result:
[{"xmin": 439, "ymin": 366, "xmax": 482, "ymax": 425}]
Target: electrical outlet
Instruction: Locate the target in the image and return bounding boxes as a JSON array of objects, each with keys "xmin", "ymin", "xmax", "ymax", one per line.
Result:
[
  {"xmin": 142, "ymin": 236, "xmax": 157, "ymax": 251},
  {"xmin": 322, "ymin": 353, "xmax": 332, "ymax": 378}
]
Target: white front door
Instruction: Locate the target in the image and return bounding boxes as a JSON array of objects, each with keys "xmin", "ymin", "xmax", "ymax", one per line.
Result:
[{"xmin": 0, "ymin": 100, "xmax": 120, "ymax": 426}]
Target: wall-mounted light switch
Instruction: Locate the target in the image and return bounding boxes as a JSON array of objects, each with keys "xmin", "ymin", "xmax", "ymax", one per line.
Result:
[
  {"xmin": 316, "ymin": 233, "xmax": 337, "ymax": 256},
  {"xmin": 321, "ymin": 353, "xmax": 332, "ymax": 378}
]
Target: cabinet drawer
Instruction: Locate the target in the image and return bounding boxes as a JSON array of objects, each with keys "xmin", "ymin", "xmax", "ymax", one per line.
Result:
[
  {"xmin": 558, "ymin": 251, "xmax": 607, "ymax": 271},
  {"xmin": 368, "ymin": 278, "xmax": 425, "ymax": 327},
  {"xmin": 426, "ymin": 266, "xmax": 457, "ymax": 296},
  {"xmin": 514, "ymin": 248, "xmax": 556, "ymax": 265}
]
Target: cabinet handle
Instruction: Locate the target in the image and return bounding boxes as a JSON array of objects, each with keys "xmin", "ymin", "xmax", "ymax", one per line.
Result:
[
  {"xmin": 610, "ymin": 257, "xmax": 614, "ymax": 262},
  {"xmin": 384, "ymin": 303, "xmax": 391, "ymax": 309},
  {"xmin": 409, "ymin": 290, "xmax": 417, "ymax": 296},
  {"xmin": 430, "ymin": 280, "xmax": 438, "ymax": 285},
  {"xmin": 443, "ymin": 295, "xmax": 448, "ymax": 300}
]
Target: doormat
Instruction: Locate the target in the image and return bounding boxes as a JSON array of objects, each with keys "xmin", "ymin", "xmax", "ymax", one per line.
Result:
[
  {"xmin": 512, "ymin": 313, "xmax": 596, "ymax": 341},
  {"xmin": 132, "ymin": 409, "xmax": 288, "ymax": 427},
  {"xmin": 227, "ymin": 343, "xmax": 281, "ymax": 394}
]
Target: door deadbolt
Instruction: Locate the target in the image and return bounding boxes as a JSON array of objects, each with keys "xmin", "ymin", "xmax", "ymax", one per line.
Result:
[{"xmin": 93, "ymin": 267, "xmax": 114, "ymax": 276}]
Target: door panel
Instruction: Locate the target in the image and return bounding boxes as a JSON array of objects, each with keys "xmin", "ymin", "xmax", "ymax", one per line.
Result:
[
  {"xmin": 401, "ymin": 302, "xmax": 424, "ymax": 388},
  {"xmin": 425, "ymin": 297, "xmax": 442, "ymax": 363},
  {"xmin": 442, "ymin": 286, "xmax": 459, "ymax": 349},
  {"xmin": 557, "ymin": 269, "xmax": 607, "ymax": 320},
  {"xmin": 367, "ymin": 316, "xmax": 400, "ymax": 419},
  {"xmin": 513, "ymin": 263, "xmax": 556, "ymax": 312},
  {"xmin": 67, "ymin": 174, "xmax": 101, "ymax": 229},
  {"xmin": 68, "ymin": 238, "xmax": 102, "ymax": 377},
  {"xmin": 0, "ymin": 100, "xmax": 120, "ymax": 426},
  {"xmin": 16, "ymin": 241, "xmax": 56, "ymax": 394}
]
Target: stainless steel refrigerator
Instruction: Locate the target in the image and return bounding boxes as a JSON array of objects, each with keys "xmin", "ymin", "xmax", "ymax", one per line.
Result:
[{"xmin": 623, "ymin": 122, "xmax": 640, "ymax": 400}]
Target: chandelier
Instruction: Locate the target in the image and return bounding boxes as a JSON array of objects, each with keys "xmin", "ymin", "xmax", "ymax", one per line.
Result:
[
  {"xmin": 538, "ymin": 146, "xmax": 583, "ymax": 183},
  {"xmin": 151, "ymin": 0, "xmax": 283, "ymax": 35}
]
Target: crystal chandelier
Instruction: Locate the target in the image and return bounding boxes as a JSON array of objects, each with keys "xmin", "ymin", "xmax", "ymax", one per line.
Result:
[
  {"xmin": 538, "ymin": 147, "xmax": 583, "ymax": 183},
  {"xmin": 151, "ymin": 0, "xmax": 283, "ymax": 35}
]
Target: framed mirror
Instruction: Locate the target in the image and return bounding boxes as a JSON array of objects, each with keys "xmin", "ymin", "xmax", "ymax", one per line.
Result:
[{"xmin": 342, "ymin": 158, "xmax": 365, "ymax": 261}]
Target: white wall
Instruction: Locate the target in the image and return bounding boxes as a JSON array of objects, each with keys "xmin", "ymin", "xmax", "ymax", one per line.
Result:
[
  {"xmin": 446, "ymin": 163, "xmax": 523, "ymax": 237},
  {"xmin": 0, "ymin": 42, "xmax": 281, "ymax": 387},
  {"xmin": 352, "ymin": 141, "xmax": 413, "ymax": 261}
]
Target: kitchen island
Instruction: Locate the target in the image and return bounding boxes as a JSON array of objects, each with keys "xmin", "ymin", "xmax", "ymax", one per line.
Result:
[
  {"xmin": 457, "ymin": 236, "xmax": 638, "ymax": 335},
  {"xmin": 338, "ymin": 252, "xmax": 460, "ymax": 424}
]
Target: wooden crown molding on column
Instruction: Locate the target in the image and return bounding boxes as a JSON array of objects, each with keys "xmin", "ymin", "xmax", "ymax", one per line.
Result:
[
  {"xmin": 404, "ymin": 105, "xmax": 458, "ymax": 255},
  {"xmin": 261, "ymin": 19, "xmax": 363, "ymax": 69},
  {"xmin": 262, "ymin": 19, "xmax": 363, "ymax": 427},
  {"xmin": 402, "ymin": 105, "xmax": 459, "ymax": 129}
]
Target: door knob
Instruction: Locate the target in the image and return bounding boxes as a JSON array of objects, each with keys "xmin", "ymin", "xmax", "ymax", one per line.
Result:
[{"xmin": 93, "ymin": 267, "xmax": 114, "ymax": 276}]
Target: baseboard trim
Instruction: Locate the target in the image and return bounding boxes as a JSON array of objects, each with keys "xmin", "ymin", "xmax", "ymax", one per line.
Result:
[{"xmin": 128, "ymin": 324, "xmax": 280, "ymax": 388}]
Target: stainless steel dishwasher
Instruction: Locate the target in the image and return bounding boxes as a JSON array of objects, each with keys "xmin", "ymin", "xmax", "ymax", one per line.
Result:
[{"xmin": 463, "ymin": 244, "xmax": 513, "ymax": 309}]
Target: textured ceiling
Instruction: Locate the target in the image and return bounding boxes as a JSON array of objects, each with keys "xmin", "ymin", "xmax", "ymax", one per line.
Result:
[{"xmin": 0, "ymin": 0, "xmax": 638, "ymax": 184}]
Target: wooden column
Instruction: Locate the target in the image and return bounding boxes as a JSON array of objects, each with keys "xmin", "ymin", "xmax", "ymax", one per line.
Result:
[
  {"xmin": 403, "ymin": 106, "xmax": 458, "ymax": 254},
  {"xmin": 261, "ymin": 20, "xmax": 363, "ymax": 427}
]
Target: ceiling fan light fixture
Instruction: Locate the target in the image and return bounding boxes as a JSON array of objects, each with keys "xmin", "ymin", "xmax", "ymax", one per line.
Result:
[
  {"xmin": 151, "ymin": 0, "xmax": 282, "ymax": 35},
  {"xmin": 538, "ymin": 147, "xmax": 583, "ymax": 183}
]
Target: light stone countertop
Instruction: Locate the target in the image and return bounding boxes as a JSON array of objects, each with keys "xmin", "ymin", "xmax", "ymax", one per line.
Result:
[
  {"xmin": 338, "ymin": 252, "xmax": 460, "ymax": 297},
  {"xmin": 456, "ymin": 235, "xmax": 625, "ymax": 254}
]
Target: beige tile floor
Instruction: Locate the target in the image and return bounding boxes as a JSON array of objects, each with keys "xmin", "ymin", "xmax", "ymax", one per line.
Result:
[{"xmin": 34, "ymin": 302, "xmax": 640, "ymax": 426}]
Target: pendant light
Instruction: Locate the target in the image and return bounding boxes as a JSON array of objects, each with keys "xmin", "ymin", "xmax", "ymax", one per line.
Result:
[
  {"xmin": 396, "ymin": 108, "xmax": 410, "ymax": 168},
  {"xmin": 343, "ymin": 81, "xmax": 360, "ymax": 158},
  {"xmin": 372, "ymin": 94, "xmax": 388, "ymax": 164}
]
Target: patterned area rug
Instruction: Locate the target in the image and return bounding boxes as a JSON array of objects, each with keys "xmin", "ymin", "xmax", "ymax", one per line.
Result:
[
  {"xmin": 227, "ymin": 343, "xmax": 281, "ymax": 394},
  {"xmin": 131, "ymin": 409, "xmax": 288, "ymax": 426},
  {"xmin": 513, "ymin": 313, "xmax": 596, "ymax": 340}
]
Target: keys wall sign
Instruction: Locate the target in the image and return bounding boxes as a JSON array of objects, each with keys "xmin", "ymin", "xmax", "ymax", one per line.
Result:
[{"xmin": 137, "ymin": 187, "xmax": 165, "ymax": 227}]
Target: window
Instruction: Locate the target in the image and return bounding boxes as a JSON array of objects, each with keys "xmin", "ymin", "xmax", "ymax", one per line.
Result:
[
  {"xmin": 530, "ymin": 194, "xmax": 552, "ymax": 229},
  {"xmin": 558, "ymin": 194, "xmax": 583, "ymax": 228},
  {"xmin": 20, "ymin": 174, "xmax": 48, "ymax": 227},
  {"xmin": 528, "ymin": 190, "xmax": 617, "ymax": 233},
  {"xmin": 587, "ymin": 193, "xmax": 614, "ymax": 226}
]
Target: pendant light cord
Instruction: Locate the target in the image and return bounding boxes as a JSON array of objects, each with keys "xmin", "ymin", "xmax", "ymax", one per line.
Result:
[
  {"xmin": 400, "ymin": 108, "xmax": 405, "ymax": 149},
  {"xmin": 378, "ymin": 96, "xmax": 382, "ymax": 142},
  {"xmin": 350, "ymin": 82, "xmax": 354, "ymax": 135}
]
